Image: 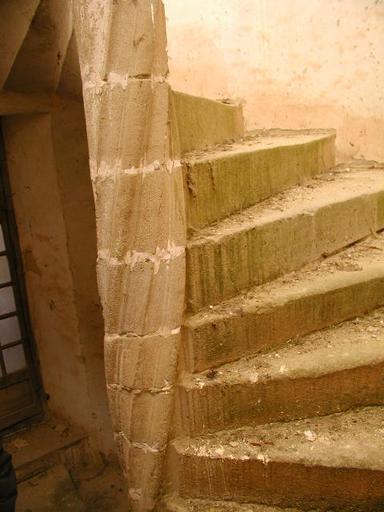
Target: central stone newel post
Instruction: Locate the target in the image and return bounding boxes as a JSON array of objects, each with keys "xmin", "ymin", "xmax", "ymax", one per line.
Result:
[{"xmin": 74, "ymin": 1, "xmax": 186, "ymax": 510}]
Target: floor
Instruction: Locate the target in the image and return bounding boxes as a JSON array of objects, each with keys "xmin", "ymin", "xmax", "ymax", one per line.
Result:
[
  {"xmin": 3, "ymin": 415, "xmax": 128, "ymax": 512},
  {"xmin": 16, "ymin": 462, "xmax": 128, "ymax": 512}
]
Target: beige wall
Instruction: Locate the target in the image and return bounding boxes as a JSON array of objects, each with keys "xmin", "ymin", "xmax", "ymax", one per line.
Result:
[
  {"xmin": 2, "ymin": 105, "xmax": 114, "ymax": 454},
  {"xmin": 165, "ymin": 0, "xmax": 384, "ymax": 161}
]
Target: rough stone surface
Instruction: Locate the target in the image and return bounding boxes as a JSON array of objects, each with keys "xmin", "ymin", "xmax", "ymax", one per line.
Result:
[
  {"xmin": 171, "ymin": 91, "xmax": 244, "ymax": 155},
  {"xmin": 187, "ymin": 167, "xmax": 384, "ymax": 312},
  {"xmin": 84, "ymin": 80, "xmax": 172, "ymax": 172},
  {"xmin": 109, "ymin": 387, "xmax": 173, "ymax": 449},
  {"xmin": 75, "ymin": 0, "xmax": 168, "ymax": 84},
  {"xmin": 116, "ymin": 433, "xmax": 165, "ymax": 512},
  {"xmin": 168, "ymin": 407, "xmax": 384, "ymax": 510},
  {"xmin": 182, "ymin": 232, "xmax": 384, "ymax": 372},
  {"xmin": 94, "ymin": 163, "xmax": 186, "ymax": 255},
  {"xmin": 105, "ymin": 333, "xmax": 179, "ymax": 391},
  {"xmin": 99, "ymin": 253, "xmax": 185, "ymax": 336},
  {"xmin": 184, "ymin": 129, "xmax": 335, "ymax": 231},
  {"xmin": 167, "ymin": 156, "xmax": 384, "ymax": 509}
]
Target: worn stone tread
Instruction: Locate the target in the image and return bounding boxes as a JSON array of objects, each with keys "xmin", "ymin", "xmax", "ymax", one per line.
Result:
[
  {"xmin": 161, "ymin": 495, "xmax": 302, "ymax": 511},
  {"xmin": 184, "ymin": 306, "xmax": 384, "ymax": 386},
  {"xmin": 184, "ymin": 129, "xmax": 335, "ymax": 230},
  {"xmin": 185, "ymin": 129, "xmax": 335, "ymax": 164},
  {"xmin": 168, "ymin": 407, "xmax": 384, "ymax": 510},
  {"xmin": 186, "ymin": 166, "xmax": 384, "ymax": 312},
  {"xmin": 3, "ymin": 416, "xmax": 87, "ymax": 482},
  {"xmin": 177, "ymin": 306, "xmax": 384, "ymax": 435},
  {"xmin": 182, "ymin": 233, "xmax": 384, "ymax": 372},
  {"xmin": 172, "ymin": 406, "xmax": 384, "ymax": 471}
]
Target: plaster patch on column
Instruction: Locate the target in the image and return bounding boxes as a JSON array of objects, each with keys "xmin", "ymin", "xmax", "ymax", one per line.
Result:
[
  {"xmin": 75, "ymin": 1, "xmax": 113, "ymax": 83},
  {"xmin": 108, "ymin": 383, "xmax": 173, "ymax": 395},
  {"xmin": 105, "ymin": 326, "xmax": 180, "ymax": 343},
  {"xmin": 115, "ymin": 431, "xmax": 167, "ymax": 454},
  {"xmin": 98, "ymin": 242, "xmax": 185, "ymax": 273},
  {"xmin": 91, "ymin": 158, "xmax": 182, "ymax": 181},
  {"xmin": 75, "ymin": 1, "xmax": 185, "ymax": 508},
  {"xmin": 132, "ymin": 442, "xmax": 159, "ymax": 454}
]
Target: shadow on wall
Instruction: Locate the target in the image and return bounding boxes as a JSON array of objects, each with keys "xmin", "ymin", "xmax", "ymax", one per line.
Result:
[{"xmin": 2, "ymin": 108, "xmax": 114, "ymax": 454}]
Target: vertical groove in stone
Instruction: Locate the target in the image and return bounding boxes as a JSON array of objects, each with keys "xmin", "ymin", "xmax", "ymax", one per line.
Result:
[{"xmin": 73, "ymin": 2, "xmax": 185, "ymax": 510}]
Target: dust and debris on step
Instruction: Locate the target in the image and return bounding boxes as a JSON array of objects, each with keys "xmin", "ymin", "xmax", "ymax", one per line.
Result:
[
  {"xmin": 180, "ymin": 407, "xmax": 384, "ymax": 473},
  {"xmin": 192, "ymin": 231, "xmax": 384, "ymax": 322}
]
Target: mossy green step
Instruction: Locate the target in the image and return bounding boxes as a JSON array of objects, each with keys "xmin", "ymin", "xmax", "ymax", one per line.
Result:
[
  {"xmin": 187, "ymin": 165, "xmax": 384, "ymax": 312},
  {"xmin": 182, "ymin": 232, "xmax": 384, "ymax": 372},
  {"xmin": 177, "ymin": 307, "xmax": 384, "ymax": 435},
  {"xmin": 184, "ymin": 129, "xmax": 335, "ymax": 231}
]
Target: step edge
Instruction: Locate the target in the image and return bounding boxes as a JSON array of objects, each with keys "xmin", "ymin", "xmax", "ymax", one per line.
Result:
[
  {"xmin": 183, "ymin": 130, "xmax": 336, "ymax": 164},
  {"xmin": 184, "ymin": 261, "xmax": 384, "ymax": 329},
  {"xmin": 187, "ymin": 173, "xmax": 384, "ymax": 248}
]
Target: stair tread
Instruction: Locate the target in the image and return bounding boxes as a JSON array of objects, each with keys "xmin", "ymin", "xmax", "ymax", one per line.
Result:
[
  {"xmin": 162, "ymin": 495, "xmax": 301, "ymax": 511},
  {"xmin": 188, "ymin": 166, "xmax": 384, "ymax": 248},
  {"xmin": 186, "ymin": 231, "xmax": 384, "ymax": 330},
  {"xmin": 183, "ymin": 129, "xmax": 335, "ymax": 231},
  {"xmin": 172, "ymin": 406, "xmax": 384, "ymax": 471},
  {"xmin": 182, "ymin": 306, "xmax": 384, "ymax": 389},
  {"xmin": 3, "ymin": 416, "xmax": 87, "ymax": 480},
  {"xmin": 184, "ymin": 128, "xmax": 334, "ymax": 163}
]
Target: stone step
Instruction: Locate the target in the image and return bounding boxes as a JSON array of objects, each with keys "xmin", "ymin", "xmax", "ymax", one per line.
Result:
[
  {"xmin": 186, "ymin": 166, "xmax": 384, "ymax": 313},
  {"xmin": 171, "ymin": 91, "xmax": 244, "ymax": 155},
  {"xmin": 160, "ymin": 495, "xmax": 301, "ymax": 512},
  {"xmin": 168, "ymin": 407, "xmax": 384, "ymax": 511},
  {"xmin": 182, "ymin": 233, "xmax": 384, "ymax": 373},
  {"xmin": 176, "ymin": 307, "xmax": 384, "ymax": 436},
  {"xmin": 3, "ymin": 416, "xmax": 88, "ymax": 482},
  {"xmin": 184, "ymin": 129, "xmax": 335, "ymax": 231}
]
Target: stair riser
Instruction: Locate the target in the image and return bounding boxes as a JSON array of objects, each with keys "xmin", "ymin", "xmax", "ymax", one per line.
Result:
[
  {"xmin": 172, "ymin": 91, "xmax": 244, "ymax": 155},
  {"xmin": 182, "ymin": 269, "xmax": 384, "ymax": 372},
  {"xmin": 176, "ymin": 363, "xmax": 384, "ymax": 436},
  {"xmin": 168, "ymin": 449, "xmax": 384, "ymax": 511},
  {"xmin": 187, "ymin": 191, "xmax": 384, "ymax": 312},
  {"xmin": 185, "ymin": 135, "xmax": 335, "ymax": 231}
]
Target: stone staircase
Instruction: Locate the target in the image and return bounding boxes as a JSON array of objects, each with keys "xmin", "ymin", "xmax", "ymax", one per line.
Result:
[{"xmin": 161, "ymin": 129, "xmax": 384, "ymax": 511}]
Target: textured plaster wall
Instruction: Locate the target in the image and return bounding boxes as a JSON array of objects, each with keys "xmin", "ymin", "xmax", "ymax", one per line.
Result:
[
  {"xmin": 165, "ymin": 0, "xmax": 384, "ymax": 161},
  {"xmin": 2, "ymin": 108, "xmax": 114, "ymax": 453}
]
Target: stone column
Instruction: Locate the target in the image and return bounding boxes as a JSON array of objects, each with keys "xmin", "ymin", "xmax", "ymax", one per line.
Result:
[{"xmin": 73, "ymin": 1, "xmax": 186, "ymax": 510}]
